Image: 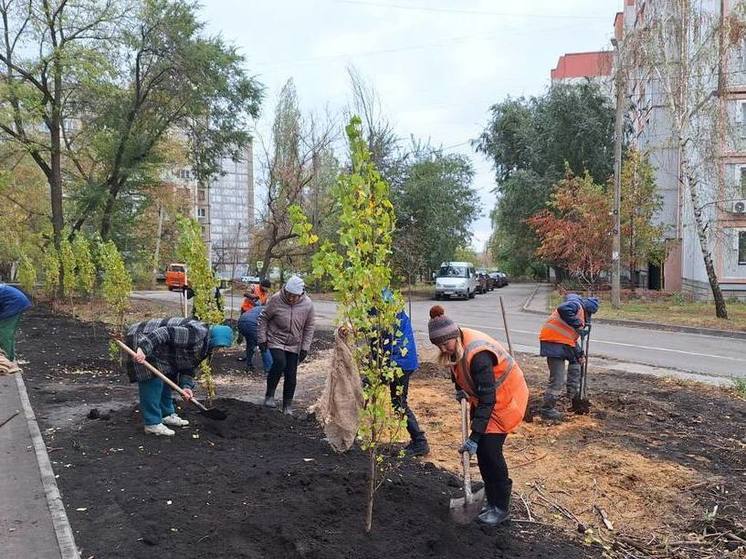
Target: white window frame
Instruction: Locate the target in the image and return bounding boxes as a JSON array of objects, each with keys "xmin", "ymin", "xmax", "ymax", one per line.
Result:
[
  {"xmin": 738, "ymin": 229, "xmax": 746, "ymax": 266},
  {"xmin": 736, "ymin": 101, "xmax": 746, "ymax": 139},
  {"xmin": 735, "ymin": 165, "xmax": 746, "ymax": 199},
  {"xmin": 197, "ymin": 207, "xmax": 206, "ymax": 218}
]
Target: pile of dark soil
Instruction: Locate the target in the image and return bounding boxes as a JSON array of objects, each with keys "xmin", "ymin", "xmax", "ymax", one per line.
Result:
[{"xmin": 45, "ymin": 399, "xmax": 595, "ymax": 559}]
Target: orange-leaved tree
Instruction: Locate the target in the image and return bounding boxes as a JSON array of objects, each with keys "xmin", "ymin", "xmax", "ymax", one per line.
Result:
[{"xmin": 526, "ymin": 170, "xmax": 612, "ymax": 289}]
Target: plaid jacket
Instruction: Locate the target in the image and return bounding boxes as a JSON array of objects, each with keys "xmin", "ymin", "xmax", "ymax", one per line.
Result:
[{"xmin": 124, "ymin": 317, "xmax": 210, "ymax": 384}]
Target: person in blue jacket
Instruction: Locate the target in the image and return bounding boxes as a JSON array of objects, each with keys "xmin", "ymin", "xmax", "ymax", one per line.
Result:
[
  {"xmin": 378, "ymin": 289, "xmax": 429, "ymax": 456},
  {"xmin": 237, "ymin": 302, "xmax": 273, "ymax": 374},
  {"xmin": 0, "ymin": 284, "xmax": 32, "ymax": 371}
]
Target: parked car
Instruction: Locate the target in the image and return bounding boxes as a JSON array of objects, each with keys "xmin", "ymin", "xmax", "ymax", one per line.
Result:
[
  {"xmin": 434, "ymin": 262, "xmax": 478, "ymax": 300},
  {"xmin": 477, "ymin": 269, "xmax": 495, "ymax": 291},
  {"xmin": 488, "ymin": 270, "xmax": 506, "ymax": 288},
  {"xmin": 165, "ymin": 263, "xmax": 188, "ymax": 291},
  {"xmin": 475, "ymin": 271, "xmax": 489, "ymax": 294},
  {"xmin": 499, "ymin": 271, "xmax": 509, "ymax": 286}
]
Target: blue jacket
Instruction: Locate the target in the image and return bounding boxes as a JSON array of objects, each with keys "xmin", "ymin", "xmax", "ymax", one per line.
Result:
[
  {"xmin": 237, "ymin": 305, "xmax": 263, "ymax": 338},
  {"xmin": 387, "ymin": 311, "xmax": 419, "ymax": 372},
  {"xmin": 0, "ymin": 284, "xmax": 31, "ymax": 321},
  {"xmin": 539, "ymin": 294, "xmax": 597, "ymax": 362}
]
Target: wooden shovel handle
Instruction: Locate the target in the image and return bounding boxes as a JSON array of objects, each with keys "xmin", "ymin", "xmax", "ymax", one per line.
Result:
[
  {"xmin": 460, "ymin": 397, "xmax": 473, "ymax": 502},
  {"xmin": 113, "ymin": 339, "xmax": 208, "ymax": 412}
]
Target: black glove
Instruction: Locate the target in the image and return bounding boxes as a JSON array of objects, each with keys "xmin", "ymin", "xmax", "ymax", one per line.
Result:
[
  {"xmin": 454, "ymin": 389, "xmax": 468, "ymax": 402},
  {"xmin": 259, "ymin": 342, "xmax": 268, "ymax": 353},
  {"xmin": 299, "ymin": 350, "xmax": 308, "ymax": 363}
]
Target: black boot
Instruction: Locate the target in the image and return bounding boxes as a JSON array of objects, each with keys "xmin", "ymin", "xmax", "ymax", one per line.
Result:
[
  {"xmin": 403, "ymin": 437, "xmax": 430, "ymax": 457},
  {"xmin": 477, "ymin": 505, "xmax": 510, "ymax": 526},
  {"xmin": 540, "ymin": 396, "xmax": 564, "ymax": 421}
]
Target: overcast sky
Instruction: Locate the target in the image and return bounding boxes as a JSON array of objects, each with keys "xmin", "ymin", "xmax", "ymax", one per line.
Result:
[{"xmin": 200, "ymin": 0, "xmax": 620, "ymax": 251}]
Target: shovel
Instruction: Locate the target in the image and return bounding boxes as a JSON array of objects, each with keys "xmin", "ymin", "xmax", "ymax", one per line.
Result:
[
  {"xmin": 449, "ymin": 398, "xmax": 485, "ymax": 524},
  {"xmin": 571, "ymin": 327, "xmax": 591, "ymax": 415},
  {"xmin": 114, "ymin": 339, "xmax": 227, "ymax": 421}
]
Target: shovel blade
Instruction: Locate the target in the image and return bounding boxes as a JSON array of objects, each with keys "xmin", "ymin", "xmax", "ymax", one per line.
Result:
[
  {"xmin": 449, "ymin": 488, "xmax": 485, "ymax": 524},
  {"xmin": 199, "ymin": 408, "xmax": 228, "ymax": 421},
  {"xmin": 570, "ymin": 396, "xmax": 591, "ymax": 415}
]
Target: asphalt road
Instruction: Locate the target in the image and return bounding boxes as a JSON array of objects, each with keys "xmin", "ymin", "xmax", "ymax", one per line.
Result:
[{"xmin": 133, "ymin": 284, "xmax": 746, "ymax": 380}]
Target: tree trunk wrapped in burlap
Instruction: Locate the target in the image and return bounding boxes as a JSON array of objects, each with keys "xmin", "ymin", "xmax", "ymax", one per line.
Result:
[{"xmin": 310, "ymin": 326, "xmax": 363, "ymax": 452}]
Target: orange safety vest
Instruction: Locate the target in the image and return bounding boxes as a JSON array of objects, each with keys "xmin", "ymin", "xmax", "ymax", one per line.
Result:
[
  {"xmin": 241, "ymin": 285, "xmax": 269, "ymax": 313},
  {"xmin": 452, "ymin": 328, "xmax": 529, "ymax": 434},
  {"xmin": 539, "ymin": 306, "xmax": 585, "ymax": 347}
]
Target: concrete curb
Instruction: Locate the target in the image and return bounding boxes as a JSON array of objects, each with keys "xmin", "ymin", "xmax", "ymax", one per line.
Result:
[
  {"xmin": 14, "ymin": 373, "xmax": 80, "ymax": 559},
  {"xmin": 521, "ymin": 283, "xmax": 544, "ymax": 313},
  {"xmin": 520, "ymin": 284, "xmax": 746, "ymax": 340}
]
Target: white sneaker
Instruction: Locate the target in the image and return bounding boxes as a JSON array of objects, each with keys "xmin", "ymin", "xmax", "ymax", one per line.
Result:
[
  {"xmin": 144, "ymin": 423, "xmax": 175, "ymax": 436},
  {"xmin": 162, "ymin": 413, "xmax": 189, "ymax": 427}
]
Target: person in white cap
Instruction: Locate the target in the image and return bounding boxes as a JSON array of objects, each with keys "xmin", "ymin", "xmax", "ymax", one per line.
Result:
[{"xmin": 257, "ymin": 275, "xmax": 315, "ymax": 414}]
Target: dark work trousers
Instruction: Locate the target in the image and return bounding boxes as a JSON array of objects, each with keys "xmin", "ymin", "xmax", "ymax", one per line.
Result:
[
  {"xmin": 389, "ymin": 370, "xmax": 426, "ymax": 443},
  {"xmin": 476, "ymin": 433, "xmax": 511, "ymax": 509},
  {"xmin": 266, "ymin": 349, "xmax": 299, "ymax": 405}
]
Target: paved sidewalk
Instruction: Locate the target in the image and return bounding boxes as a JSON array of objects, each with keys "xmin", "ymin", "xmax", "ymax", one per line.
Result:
[{"xmin": 0, "ymin": 373, "xmax": 78, "ymax": 559}]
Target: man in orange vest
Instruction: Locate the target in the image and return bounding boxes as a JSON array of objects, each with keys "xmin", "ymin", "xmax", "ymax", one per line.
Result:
[
  {"xmin": 240, "ymin": 279, "xmax": 272, "ymax": 315},
  {"xmin": 538, "ymin": 293, "xmax": 599, "ymax": 421},
  {"xmin": 429, "ymin": 305, "xmax": 529, "ymax": 526}
]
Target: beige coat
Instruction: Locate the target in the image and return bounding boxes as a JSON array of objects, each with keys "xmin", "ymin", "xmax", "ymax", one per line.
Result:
[{"xmin": 257, "ymin": 290, "xmax": 315, "ymax": 354}]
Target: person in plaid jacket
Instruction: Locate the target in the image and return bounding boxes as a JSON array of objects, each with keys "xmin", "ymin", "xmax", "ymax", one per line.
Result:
[{"xmin": 125, "ymin": 317, "xmax": 233, "ymax": 436}]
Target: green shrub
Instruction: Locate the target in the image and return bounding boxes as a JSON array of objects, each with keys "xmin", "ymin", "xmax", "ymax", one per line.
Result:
[
  {"xmin": 42, "ymin": 250, "xmax": 60, "ymax": 297},
  {"xmin": 18, "ymin": 254, "xmax": 37, "ymax": 295}
]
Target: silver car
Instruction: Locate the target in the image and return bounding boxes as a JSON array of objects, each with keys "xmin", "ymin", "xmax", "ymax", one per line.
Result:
[{"xmin": 434, "ymin": 262, "xmax": 478, "ymax": 300}]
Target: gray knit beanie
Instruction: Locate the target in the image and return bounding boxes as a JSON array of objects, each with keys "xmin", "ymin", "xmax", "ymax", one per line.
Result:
[{"xmin": 428, "ymin": 305, "xmax": 459, "ymax": 344}]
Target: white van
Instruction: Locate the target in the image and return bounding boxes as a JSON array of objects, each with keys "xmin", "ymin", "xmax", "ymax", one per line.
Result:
[{"xmin": 434, "ymin": 262, "xmax": 478, "ymax": 300}]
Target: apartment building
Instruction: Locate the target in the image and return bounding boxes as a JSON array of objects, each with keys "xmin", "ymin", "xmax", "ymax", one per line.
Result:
[
  {"xmin": 550, "ymin": 50, "xmax": 615, "ymax": 96},
  {"xmin": 169, "ymin": 139, "xmax": 255, "ymax": 278},
  {"xmin": 620, "ymin": 0, "xmax": 746, "ymax": 299}
]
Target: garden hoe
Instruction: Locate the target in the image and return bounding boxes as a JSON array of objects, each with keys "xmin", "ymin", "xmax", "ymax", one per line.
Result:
[
  {"xmin": 114, "ymin": 339, "xmax": 227, "ymax": 421},
  {"xmin": 449, "ymin": 397, "xmax": 485, "ymax": 524},
  {"xmin": 571, "ymin": 327, "xmax": 591, "ymax": 415}
]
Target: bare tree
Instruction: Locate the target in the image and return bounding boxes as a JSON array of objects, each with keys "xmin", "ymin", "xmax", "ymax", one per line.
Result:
[
  {"xmin": 254, "ymin": 79, "xmax": 336, "ymax": 280},
  {"xmin": 346, "ymin": 66, "xmax": 406, "ymax": 187}
]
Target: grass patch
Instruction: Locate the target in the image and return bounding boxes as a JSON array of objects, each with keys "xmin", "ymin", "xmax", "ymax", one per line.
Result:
[
  {"xmin": 733, "ymin": 378, "xmax": 746, "ymax": 399},
  {"xmin": 548, "ymin": 290, "xmax": 746, "ymax": 332}
]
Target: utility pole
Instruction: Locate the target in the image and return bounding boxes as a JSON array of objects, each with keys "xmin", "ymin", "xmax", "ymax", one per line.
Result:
[{"xmin": 611, "ymin": 35, "xmax": 624, "ymax": 308}]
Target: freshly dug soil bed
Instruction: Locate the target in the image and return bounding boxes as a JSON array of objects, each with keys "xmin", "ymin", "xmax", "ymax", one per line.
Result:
[
  {"xmin": 43, "ymin": 399, "xmax": 594, "ymax": 559},
  {"xmin": 18, "ymin": 304, "xmax": 595, "ymax": 557}
]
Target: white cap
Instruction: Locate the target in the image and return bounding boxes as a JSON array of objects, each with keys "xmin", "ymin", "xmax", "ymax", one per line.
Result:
[{"xmin": 285, "ymin": 275, "xmax": 305, "ymax": 295}]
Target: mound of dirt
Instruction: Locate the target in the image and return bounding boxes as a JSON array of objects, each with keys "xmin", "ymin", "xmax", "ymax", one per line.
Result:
[{"xmin": 45, "ymin": 398, "xmax": 594, "ymax": 559}]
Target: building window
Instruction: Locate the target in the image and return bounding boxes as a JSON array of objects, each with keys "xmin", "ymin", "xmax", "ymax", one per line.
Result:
[
  {"xmin": 740, "ymin": 231, "xmax": 746, "ymax": 265},
  {"xmin": 738, "ymin": 166, "xmax": 746, "ymax": 198},
  {"xmin": 197, "ymin": 207, "xmax": 206, "ymax": 218},
  {"xmin": 737, "ymin": 101, "xmax": 746, "ymax": 138},
  {"xmin": 197, "ymin": 189, "xmax": 206, "ymax": 202},
  {"xmin": 177, "ymin": 169, "xmax": 191, "ymax": 179},
  {"xmin": 740, "ymin": 39, "xmax": 746, "ymax": 72}
]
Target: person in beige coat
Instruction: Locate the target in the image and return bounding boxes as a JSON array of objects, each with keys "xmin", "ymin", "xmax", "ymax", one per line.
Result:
[{"xmin": 257, "ymin": 275, "xmax": 315, "ymax": 414}]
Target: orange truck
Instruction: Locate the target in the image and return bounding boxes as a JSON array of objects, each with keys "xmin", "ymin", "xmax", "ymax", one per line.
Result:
[{"xmin": 165, "ymin": 263, "xmax": 188, "ymax": 291}]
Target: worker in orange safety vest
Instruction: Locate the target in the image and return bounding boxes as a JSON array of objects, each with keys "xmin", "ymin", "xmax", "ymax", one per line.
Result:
[
  {"xmin": 429, "ymin": 304, "xmax": 528, "ymax": 526},
  {"xmin": 538, "ymin": 293, "xmax": 599, "ymax": 421}
]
